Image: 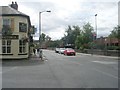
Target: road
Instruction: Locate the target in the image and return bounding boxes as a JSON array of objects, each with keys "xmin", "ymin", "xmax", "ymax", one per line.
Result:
[{"xmin": 2, "ymin": 50, "xmax": 119, "ymax": 88}]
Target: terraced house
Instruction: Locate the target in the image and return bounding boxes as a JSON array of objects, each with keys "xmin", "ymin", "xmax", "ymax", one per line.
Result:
[{"xmin": 0, "ymin": 2, "xmax": 32, "ymax": 59}]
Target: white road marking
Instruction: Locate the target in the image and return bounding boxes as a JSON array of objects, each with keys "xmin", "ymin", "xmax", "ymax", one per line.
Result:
[
  {"xmin": 93, "ymin": 55, "xmax": 118, "ymax": 59},
  {"xmin": 55, "ymin": 57, "xmax": 83, "ymax": 65},
  {"xmin": 93, "ymin": 68, "xmax": 119, "ymax": 79},
  {"xmin": 92, "ymin": 61, "xmax": 117, "ymax": 64}
]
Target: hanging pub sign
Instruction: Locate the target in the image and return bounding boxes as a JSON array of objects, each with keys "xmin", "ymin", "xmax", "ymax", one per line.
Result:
[{"xmin": 1, "ymin": 35, "xmax": 19, "ymax": 39}]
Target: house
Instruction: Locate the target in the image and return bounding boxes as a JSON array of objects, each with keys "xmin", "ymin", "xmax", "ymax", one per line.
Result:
[
  {"xmin": 96, "ymin": 37, "xmax": 119, "ymax": 49},
  {"xmin": 0, "ymin": 2, "xmax": 32, "ymax": 59}
]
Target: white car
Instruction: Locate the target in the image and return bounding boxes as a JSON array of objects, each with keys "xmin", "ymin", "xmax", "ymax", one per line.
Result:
[
  {"xmin": 55, "ymin": 48, "xmax": 59, "ymax": 53},
  {"xmin": 58, "ymin": 48, "xmax": 66, "ymax": 54}
]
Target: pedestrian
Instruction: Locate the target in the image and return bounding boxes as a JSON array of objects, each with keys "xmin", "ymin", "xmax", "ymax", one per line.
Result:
[
  {"xmin": 37, "ymin": 48, "xmax": 39, "ymax": 53},
  {"xmin": 33, "ymin": 48, "xmax": 36, "ymax": 55},
  {"xmin": 39, "ymin": 49, "xmax": 43, "ymax": 60}
]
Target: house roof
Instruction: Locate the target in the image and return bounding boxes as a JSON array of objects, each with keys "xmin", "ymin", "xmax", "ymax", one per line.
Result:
[
  {"xmin": 0, "ymin": 6, "xmax": 27, "ymax": 16},
  {"xmin": 0, "ymin": 6, "xmax": 31, "ymax": 27}
]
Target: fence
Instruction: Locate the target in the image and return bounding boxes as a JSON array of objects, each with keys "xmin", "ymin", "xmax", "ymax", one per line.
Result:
[{"xmin": 75, "ymin": 49, "xmax": 119, "ymax": 57}]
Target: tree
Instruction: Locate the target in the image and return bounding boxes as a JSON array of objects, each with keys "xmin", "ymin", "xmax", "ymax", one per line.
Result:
[
  {"xmin": 60, "ymin": 22, "xmax": 94, "ymax": 49},
  {"xmin": 75, "ymin": 22, "xmax": 94, "ymax": 49},
  {"xmin": 65, "ymin": 25, "xmax": 72, "ymax": 44},
  {"xmin": 75, "ymin": 34, "xmax": 84, "ymax": 49},
  {"xmin": 40, "ymin": 33, "xmax": 46, "ymax": 42},
  {"xmin": 109, "ymin": 25, "xmax": 119, "ymax": 38},
  {"xmin": 108, "ymin": 25, "xmax": 120, "ymax": 50},
  {"xmin": 45, "ymin": 35, "xmax": 51, "ymax": 41},
  {"xmin": 82, "ymin": 22, "xmax": 94, "ymax": 43},
  {"xmin": 48, "ymin": 40, "xmax": 61, "ymax": 47},
  {"xmin": 29, "ymin": 25, "xmax": 37, "ymax": 35},
  {"xmin": 72, "ymin": 25, "xmax": 81, "ymax": 44},
  {"xmin": 64, "ymin": 25, "xmax": 81, "ymax": 45},
  {"xmin": 39, "ymin": 33, "xmax": 53, "ymax": 48}
]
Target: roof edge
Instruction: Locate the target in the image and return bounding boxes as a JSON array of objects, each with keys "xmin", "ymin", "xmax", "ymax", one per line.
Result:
[{"xmin": 0, "ymin": 14, "xmax": 31, "ymax": 27}]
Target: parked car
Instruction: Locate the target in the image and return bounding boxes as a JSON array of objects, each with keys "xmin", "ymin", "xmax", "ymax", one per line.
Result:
[
  {"xmin": 55, "ymin": 48, "xmax": 59, "ymax": 53},
  {"xmin": 64, "ymin": 48, "xmax": 76, "ymax": 56},
  {"xmin": 58, "ymin": 48, "xmax": 66, "ymax": 54}
]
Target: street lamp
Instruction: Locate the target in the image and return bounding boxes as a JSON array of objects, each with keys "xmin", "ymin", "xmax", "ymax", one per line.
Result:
[
  {"xmin": 95, "ymin": 14, "xmax": 97, "ymax": 39},
  {"xmin": 39, "ymin": 10, "xmax": 51, "ymax": 47},
  {"xmin": 91, "ymin": 14, "xmax": 97, "ymax": 55}
]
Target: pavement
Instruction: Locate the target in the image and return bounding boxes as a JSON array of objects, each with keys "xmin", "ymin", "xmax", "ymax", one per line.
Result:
[
  {"xmin": 29, "ymin": 52, "xmax": 47, "ymax": 61},
  {"xmin": 77, "ymin": 52, "xmax": 119, "ymax": 59}
]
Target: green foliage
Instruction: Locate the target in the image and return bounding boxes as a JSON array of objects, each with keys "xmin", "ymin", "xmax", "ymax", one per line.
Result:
[
  {"xmin": 29, "ymin": 25, "xmax": 37, "ymax": 35},
  {"xmin": 107, "ymin": 46, "xmax": 119, "ymax": 50},
  {"xmin": 58, "ymin": 22, "xmax": 94, "ymax": 49},
  {"xmin": 29, "ymin": 43, "xmax": 35, "ymax": 47},
  {"xmin": 50, "ymin": 23, "xmax": 119, "ymax": 51},
  {"xmin": 63, "ymin": 25, "xmax": 81, "ymax": 46},
  {"xmin": 48, "ymin": 40, "xmax": 62, "ymax": 47},
  {"xmin": 109, "ymin": 25, "xmax": 119, "ymax": 38},
  {"xmin": 75, "ymin": 22, "xmax": 94, "ymax": 49},
  {"xmin": 82, "ymin": 22, "xmax": 94, "ymax": 43},
  {"xmin": 37, "ymin": 33, "xmax": 52, "ymax": 48},
  {"xmin": 39, "ymin": 33, "xmax": 46, "ymax": 42},
  {"xmin": 75, "ymin": 35, "xmax": 84, "ymax": 49}
]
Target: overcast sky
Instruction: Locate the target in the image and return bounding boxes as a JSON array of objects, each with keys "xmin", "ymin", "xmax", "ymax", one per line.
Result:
[{"xmin": 1, "ymin": 0, "xmax": 119, "ymax": 40}]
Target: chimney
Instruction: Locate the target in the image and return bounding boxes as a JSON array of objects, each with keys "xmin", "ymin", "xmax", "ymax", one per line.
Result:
[{"xmin": 10, "ymin": 1, "xmax": 18, "ymax": 10}]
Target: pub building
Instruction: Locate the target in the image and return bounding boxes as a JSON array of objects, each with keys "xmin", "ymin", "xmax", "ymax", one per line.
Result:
[{"xmin": 0, "ymin": 2, "xmax": 32, "ymax": 59}]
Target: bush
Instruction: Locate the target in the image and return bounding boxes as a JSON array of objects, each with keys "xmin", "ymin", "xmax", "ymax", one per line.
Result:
[{"xmin": 107, "ymin": 46, "xmax": 119, "ymax": 50}]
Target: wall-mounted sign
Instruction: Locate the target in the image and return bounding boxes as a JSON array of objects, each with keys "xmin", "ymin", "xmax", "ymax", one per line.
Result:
[
  {"xmin": 19, "ymin": 22, "xmax": 27, "ymax": 32},
  {"xmin": 1, "ymin": 35, "xmax": 19, "ymax": 39}
]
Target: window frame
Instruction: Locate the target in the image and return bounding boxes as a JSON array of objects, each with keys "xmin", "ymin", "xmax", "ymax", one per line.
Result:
[
  {"xmin": 3, "ymin": 19, "xmax": 11, "ymax": 26},
  {"xmin": 19, "ymin": 40, "xmax": 26, "ymax": 53},
  {"xmin": 2, "ymin": 40, "xmax": 11, "ymax": 54}
]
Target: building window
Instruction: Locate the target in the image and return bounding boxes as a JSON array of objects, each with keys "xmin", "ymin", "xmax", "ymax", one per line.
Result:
[
  {"xmin": 3, "ymin": 19, "xmax": 11, "ymax": 26},
  {"xmin": 2, "ymin": 19, "xmax": 12, "ymax": 35},
  {"xmin": 19, "ymin": 22, "xmax": 27, "ymax": 32},
  {"xmin": 2, "ymin": 40, "xmax": 11, "ymax": 53},
  {"xmin": 19, "ymin": 40, "xmax": 26, "ymax": 53}
]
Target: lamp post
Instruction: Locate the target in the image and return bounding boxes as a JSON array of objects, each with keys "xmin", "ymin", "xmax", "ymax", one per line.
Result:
[
  {"xmin": 39, "ymin": 11, "xmax": 51, "ymax": 47},
  {"xmin": 91, "ymin": 14, "xmax": 97, "ymax": 55},
  {"xmin": 95, "ymin": 14, "xmax": 97, "ymax": 39}
]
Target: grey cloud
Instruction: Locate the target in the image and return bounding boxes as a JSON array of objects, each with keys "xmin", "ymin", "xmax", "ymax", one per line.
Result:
[
  {"xmin": 19, "ymin": 2, "xmax": 55, "ymax": 12},
  {"xmin": 97, "ymin": 27, "xmax": 113, "ymax": 37},
  {"xmin": 18, "ymin": 1, "xmax": 118, "ymax": 40}
]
